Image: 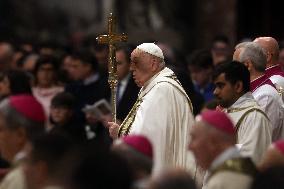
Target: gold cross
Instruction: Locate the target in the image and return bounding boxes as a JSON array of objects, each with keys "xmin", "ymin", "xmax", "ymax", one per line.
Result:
[{"xmin": 96, "ymin": 13, "xmax": 128, "ymax": 123}]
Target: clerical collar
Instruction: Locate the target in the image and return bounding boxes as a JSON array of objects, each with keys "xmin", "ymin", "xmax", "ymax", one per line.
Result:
[
  {"xmin": 265, "ymin": 64, "xmax": 284, "ymax": 77},
  {"xmin": 250, "ymin": 74, "xmax": 274, "ymax": 92},
  {"xmin": 83, "ymin": 73, "xmax": 100, "ymax": 85},
  {"xmin": 266, "ymin": 64, "xmax": 281, "ymax": 71}
]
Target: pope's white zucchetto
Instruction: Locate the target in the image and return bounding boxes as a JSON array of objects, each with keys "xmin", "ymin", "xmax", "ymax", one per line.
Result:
[{"xmin": 137, "ymin": 43, "xmax": 164, "ymax": 59}]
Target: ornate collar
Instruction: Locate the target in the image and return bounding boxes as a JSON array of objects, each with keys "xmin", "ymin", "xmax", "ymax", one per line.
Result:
[
  {"xmin": 265, "ymin": 64, "xmax": 284, "ymax": 78},
  {"xmin": 250, "ymin": 74, "xmax": 275, "ymax": 92}
]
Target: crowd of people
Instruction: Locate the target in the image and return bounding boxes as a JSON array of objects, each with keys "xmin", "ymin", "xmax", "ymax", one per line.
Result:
[{"xmin": 0, "ymin": 34, "xmax": 284, "ymax": 189}]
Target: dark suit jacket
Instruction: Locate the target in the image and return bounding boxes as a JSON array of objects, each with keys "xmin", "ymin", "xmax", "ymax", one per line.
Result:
[
  {"xmin": 65, "ymin": 74, "xmax": 110, "ymax": 124},
  {"xmin": 117, "ymin": 76, "xmax": 140, "ymax": 121}
]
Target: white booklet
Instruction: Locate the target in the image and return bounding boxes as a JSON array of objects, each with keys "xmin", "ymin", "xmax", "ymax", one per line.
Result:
[{"xmin": 82, "ymin": 99, "xmax": 112, "ymax": 119}]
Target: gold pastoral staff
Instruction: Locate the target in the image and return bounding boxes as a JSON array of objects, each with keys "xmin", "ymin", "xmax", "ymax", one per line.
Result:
[{"xmin": 96, "ymin": 13, "xmax": 127, "ymax": 123}]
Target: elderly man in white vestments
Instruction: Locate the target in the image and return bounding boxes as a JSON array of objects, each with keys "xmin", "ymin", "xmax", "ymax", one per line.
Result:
[
  {"xmin": 236, "ymin": 42, "xmax": 284, "ymax": 141},
  {"xmin": 254, "ymin": 37, "xmax": 284, "ymax": 99},
  {"xmin": 213, "ymin": 61, "xmax": 272, "ymax": 164},
  {"xmin": 107, "ymin": 43, "xmax": 195, "ymax": 175},
  {"xmin": 189, "ymin": 110, "xmax": 257, "ymax": 189}
]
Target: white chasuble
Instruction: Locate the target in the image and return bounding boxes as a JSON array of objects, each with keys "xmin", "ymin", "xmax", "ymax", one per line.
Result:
[
  {"xmin": 226, "ymin": 92, "xmax": 272, "ymax": 164},
  {"xmin": 252, "ymin": 84, "xmax": 284, "ymax": 141},
  {"xmin": 118, "ymin": 67, "xmax": 196, "ymax": 175}
]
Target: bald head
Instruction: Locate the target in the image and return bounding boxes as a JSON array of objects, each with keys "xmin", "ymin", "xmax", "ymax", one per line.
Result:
[{"xmin": 253, "ymin": 37, "xmax": 279, "ymax": 66}]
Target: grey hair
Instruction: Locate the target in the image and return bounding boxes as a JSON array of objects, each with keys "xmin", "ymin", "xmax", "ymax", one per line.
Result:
[
  {"xmin": 239, "ymin": 42, "xmax": 267, "ymax": 72},
  {"xmin": 138, "ymin": 49, "xmax": 165, "ymax": 68},
  {"xmin": 235, "ymin": 42, "xmax": 249, "ymax": 50},
  {"xmin": 160, "ymin": 59, "xmax": 166, "ymax": 68},
  {"xmin": 0, "ymin": 98, "xmax": 45, "ymax": 140},
  {"xmin": 146, "ymin": 51, "xmax": 166, "ymax": 68}
]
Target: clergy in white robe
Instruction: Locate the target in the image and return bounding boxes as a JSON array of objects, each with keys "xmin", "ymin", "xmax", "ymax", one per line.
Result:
[
  {"xmin": 266, "ymin": 64, "xmax": 284, "ymax": 100},
  {"xmin": 251, "ymin": 75, "xmax": 284, "ymax": 141},
  {"xmin": 119, "ymin": 67, "xmax": 195, "ymax": 174},
  {"xmin": 226, "ymin": 92, "xmax": 272, "ymax": 163},
  {"xmin": 254, "ymin": 37, "xmax": 284, "ymax": 100},
  {"xmin": 238, "ymin": 41, "xmax": 284, "ymax": 141},
  {"xmin": 0, "ymin": 163, "xmax": 27, "ymax": 189},
  {"xmin": 108, "ymin": 43, "xmax": 196, "ymax": 175},
  {"xmin": 188, "ymin": 110, "xmax": 257, "ymax": 189},
  {"xmin": 204, "ymin": 147, "xmax": 256, "ymax": 189},
  {"xmin": 213, "ymin": 61, "xmax": 272, "ymax": 164}
]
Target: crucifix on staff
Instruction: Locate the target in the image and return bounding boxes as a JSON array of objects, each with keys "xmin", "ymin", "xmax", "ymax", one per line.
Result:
[{"xmin": 96, "ymin": 13, "xmax": 128, "ymax": 123}]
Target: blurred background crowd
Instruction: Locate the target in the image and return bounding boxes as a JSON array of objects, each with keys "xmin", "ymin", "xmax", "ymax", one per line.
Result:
[{"xmin": 0, "ymin": 0, "xmax": 284, "ymax": 189}]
